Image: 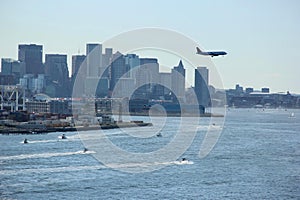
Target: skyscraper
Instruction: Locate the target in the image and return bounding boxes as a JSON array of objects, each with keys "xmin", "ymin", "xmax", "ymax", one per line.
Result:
[
  {"xmin": 109, "ymin": 52, "xmax": 127, "ymax": 91},
  {"xmin": 102, "ymin": 48, "xmax": 113, "ymax": 78},
  {"xmin": 134, "ymin": 58, "xmax": 159, "ymax": 99},
  {"xmin": 18, "ymin": 44, "xmax": 43, "ymax": 75},
  {"xmin": 124, "ymin": 54, "xmax": 140, "ymax": 79},
  {"xmin": 136, "ymin": 58, "xmax": 159, "ymax": 85},
  {"xmin": 171, "ymin": 60, "xmax": 186, "ymax": 100},
  {"xmin": 195, "ymin": 67, "xmax": 210, "ymax": 107},
  {"xmin": 159, "ymin": 72, "xmax": 172, "ymax": 96},
  {"xmin": 72, "ymin": 55, "xmax": 86, "ymax": 77},
  {"xmin": 1, "ymin": 58, "xmax": 23, "ymax": 83},
  {"xmin": 86, "ymin": 43, "xmax": 102, "ymax": 77},
  {"xmin": 45, "ymin": 54, "xmax": 69, "ymax": 97}
]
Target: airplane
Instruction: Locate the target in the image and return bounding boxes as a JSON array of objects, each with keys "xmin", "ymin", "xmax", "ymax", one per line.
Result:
[{"xmin": 196, "ymin": 47, "xmax": 227, "ymax": 57}]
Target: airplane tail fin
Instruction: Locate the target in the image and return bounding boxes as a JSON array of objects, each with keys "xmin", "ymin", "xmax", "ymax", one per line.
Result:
[{"xmin": 196, "ymin": 47, "xmax": 202, "ymax": 54}]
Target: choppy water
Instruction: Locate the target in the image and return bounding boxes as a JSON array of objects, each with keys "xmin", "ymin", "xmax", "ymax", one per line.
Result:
[{"xmin": 0, "ymin": 109, "xmax": 299, "ymax": 199}]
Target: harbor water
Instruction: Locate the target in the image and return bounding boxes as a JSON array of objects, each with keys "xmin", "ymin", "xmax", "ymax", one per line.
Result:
[{"xmin": 0, "ymin": 109, "xmax": 299, "ymax": 199}]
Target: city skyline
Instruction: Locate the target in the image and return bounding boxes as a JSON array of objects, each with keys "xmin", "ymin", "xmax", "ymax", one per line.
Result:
[
  {"xmin": 0, "ymin": 1, "xmax": 299, "ymax": 93},
  {"xmin": 0, "ymin": 42, "xmax": 295, "ymax": 95},
  {"xmin": 1, "ymin": 42, "xmax": 278, "ymax": 91}
]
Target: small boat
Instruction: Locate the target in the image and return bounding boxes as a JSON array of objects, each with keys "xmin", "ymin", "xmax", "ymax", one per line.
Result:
[
  {"xmin": 180, "ymin": 158, "xmax": 189, "ymax": 164},
  {"xmin": 156, "ymin": 132, "xmax": 162, "ymax": 137},
  {"xmin": 61, "ymin": 134, "xmax": 67, "ymax": 139},
  {"xmin": 23, "ymin": 138, "xmax": 28, "ymax": 144}
]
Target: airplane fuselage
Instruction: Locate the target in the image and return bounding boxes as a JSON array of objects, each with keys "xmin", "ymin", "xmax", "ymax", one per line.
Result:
[{"xmin": 196, "ymin": 47, "xmax": 227, "ymax": 57}]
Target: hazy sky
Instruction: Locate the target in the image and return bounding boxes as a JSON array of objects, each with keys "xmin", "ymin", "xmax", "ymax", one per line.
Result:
[{"xmin": 0, "ymin": 0, "xmax": 299, "ymax": 93}]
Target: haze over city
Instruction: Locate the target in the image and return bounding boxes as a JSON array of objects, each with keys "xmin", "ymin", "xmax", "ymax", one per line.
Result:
[{"xmin": 0, "ymin": 0, "xmax": 299, "ymax": 93}]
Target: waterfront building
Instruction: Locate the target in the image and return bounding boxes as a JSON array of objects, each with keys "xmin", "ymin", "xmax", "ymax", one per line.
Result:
[
  {"xmin": 49, "ymin": 100, "xmax": 71, "ymax": 115},
  {"xmin": 95, "ymin": 98, "xmax": 113, "ymax": 115},
  {"xmin": 25, "ymin": 98, "xmax": 71, "ymax": 115},
  {"xmin": 25, "ymin": 101, "xmax": 50, "ymax": 113}
]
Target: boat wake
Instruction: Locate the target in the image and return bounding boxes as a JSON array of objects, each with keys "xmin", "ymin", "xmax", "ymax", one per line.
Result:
[
  {"xmin": 0, "ymin": 165, "xmax": 104, "ymax": 176},
  {"xmin": 197, "ymin": 125, "xmax": 223, "ymax": 131},
  {"xmin": 0, "ymin": 150, "xmax": 95, "ymax": 161},
  {"xmin": 19, "ymin": 134, "xmax": 80, "ymax": 144},
  {"xmin": 105, "ymin": 160, "xmax": 194, "ymax": 170},
  {"xmin": 173, "ymin": 160, "xmax": 194, "ymax": 165},
  {"xmin": 0, "ymin": 157, "xmax": 192, "ymax": 175},
  {"xmin": 19, "ymin": 139, "xmax": 58, "ymax": 144}
]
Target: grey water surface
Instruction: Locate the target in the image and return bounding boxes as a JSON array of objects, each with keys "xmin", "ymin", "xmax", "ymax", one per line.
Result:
[{"xmin": 0, "ymin": 109, "xmax": 299, "ymax": 199}]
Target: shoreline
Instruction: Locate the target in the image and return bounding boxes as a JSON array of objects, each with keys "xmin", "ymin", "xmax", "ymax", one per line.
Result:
[
  {"xmin": 126, "ymin": 112, "xmax": 224, "ymax": 117},
  {"xmin": 0, "ymin": 112, "xmax": 224, "ymax": 135},
  {"xmin": 0, "ymin": 122, "xmax": 153, "ymax": 135}
]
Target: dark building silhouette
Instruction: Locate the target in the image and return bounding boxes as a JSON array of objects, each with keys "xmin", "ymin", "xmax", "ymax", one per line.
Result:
[
  {"xmin": 1, "ymin": 58, "xmax": 22, "ymax": 84},
  {"xmin": 0, "ymin": 74, "xmax": 15, "ymax": 85},
  {"xmin": 195, "ymin": 67, "xmax": 210, "ymax": 107},
  {"xmin": 235, "ymin": 84, "xmax": 243, "ymax": 94},
  {"xmin": 109, "ymin": 52, "xmax": 128, "ymax": 91},
  {"xmin": 72, "ymin": 55, "xmax": 86, "ymax": 77},
  {"xmin": 18, "ymin": 44, "xmax": 43, "ymax": 75},
  {"xmin": 45, "ymin": 54, "xmax": 70, "ymax": 97},
  {"xmin": 261, "ymin": 87, "xmax": 270, "ymax": 93},
  {"xmin": 245, "ymin": 87, "xmax": 254, "ymax": 94}
]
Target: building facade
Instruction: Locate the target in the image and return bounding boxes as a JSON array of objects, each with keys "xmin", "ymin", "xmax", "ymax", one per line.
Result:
[
  {"xmin": 171, "ymin": 60, "xmax": 186, "ymax": 100},
  {"xmin": 18, "ymin": 44, "xmax": 43, "ymax": 75},
  {"xmin": 195, "ymin": 67, "xmax": 210, "ymax": 107},
  {"xmin": 45, "ymin": 54, "xmax": 69, "ymax": 97},
  {"xmin": 1, "ymin": 58, "xmax": 22, "ymax": 84},
  {"xmin": 86, "ymin": 44, "xmax": 102, "ymax": 77},
  {"xmin": 72, "ymin": 55, "xmax": 86, "ymax": 77},
  {"xmin": 109, "ymin": 52, "xmax": 128, "ymax": 91}
]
